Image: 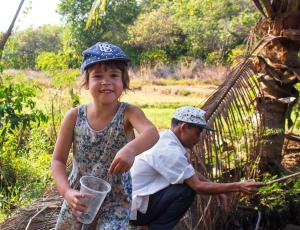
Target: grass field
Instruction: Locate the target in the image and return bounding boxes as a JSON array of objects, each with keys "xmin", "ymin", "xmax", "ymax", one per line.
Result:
[{"xmin": 80, "ymin": 79, "xmax": 217, "ymax": 129}]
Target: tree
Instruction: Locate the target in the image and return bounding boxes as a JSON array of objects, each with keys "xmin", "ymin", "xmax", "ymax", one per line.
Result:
[
  {"xmin": 250, "ymin": 0, "xmax": 300, "ymax": 173},
  {"xmin": 127, "ymin": 6, "xmax": 186, "ymax": 63},
  {"xmin": 127, "ymin": 0, "xmax": 259, "ymax": 63},
  {"xmin": 0, "ymin": 0, "xmax": 26, "ymax": 60},
  {"xmin": 2, "ymin": 25, "xmax": 64, "ymax": 69},
  {"xmin": 179, "ymin": 0, "xmax": 300, "ymax": 228},
  {"xmin": 57, "ymin": 0, "xmax": 139, "ymax": 66}
]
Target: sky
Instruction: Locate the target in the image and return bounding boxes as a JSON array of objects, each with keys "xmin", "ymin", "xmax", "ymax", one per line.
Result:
[{"xmin": 0, "ymin": 0, "xmax": 62, "ymax": 32}]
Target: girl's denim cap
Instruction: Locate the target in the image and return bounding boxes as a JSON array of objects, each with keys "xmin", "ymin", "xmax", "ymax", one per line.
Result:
[{"xmin": 80, "ymin": 42, "xmax": 130, "ymax": 73}]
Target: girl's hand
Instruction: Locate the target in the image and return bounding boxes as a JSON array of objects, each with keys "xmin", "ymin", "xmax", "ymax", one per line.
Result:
[
  {"xmin": 64, "ymin": 189, "xmax": 94, "ymax": 217},
  {"xmin": 109, "ymin": 147, "xmax": 135, "ymax": 174},
  {"xmin": 237, "ymin": 181, "xmax": 266, "ymax": 195}
]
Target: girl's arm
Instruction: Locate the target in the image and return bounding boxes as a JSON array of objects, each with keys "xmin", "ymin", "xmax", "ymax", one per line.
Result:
[
  {"xmin": 51, "ymin": 108, "xmax": 89, "ymax": 216},
  {"xmin": 109, "ymin": 105, "xmax": 159, "ymax": 174},
  {"xmin": 51, "ymin": 108, "xmax": 77, "ymax": 196}
]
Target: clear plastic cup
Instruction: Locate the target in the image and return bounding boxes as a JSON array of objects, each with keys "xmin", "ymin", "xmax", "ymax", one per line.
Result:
[{"xmin": 78, "ymin": 176, "xmax": 111, "ymax": 224}]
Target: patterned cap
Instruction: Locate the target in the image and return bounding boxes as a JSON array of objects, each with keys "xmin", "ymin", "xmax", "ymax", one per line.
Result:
[
  {"xmin": 173, "ymin": 106, "xmax": 214, "ymax": 131},
  {"xmin": 80, "ymin": 42, "xmax": 130, "ymax": 73}
]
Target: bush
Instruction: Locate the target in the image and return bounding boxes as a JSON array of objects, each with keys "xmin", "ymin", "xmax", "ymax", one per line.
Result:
[
  {"xmin": 36, "ymin": 52, "xmax": 68, "ymax": 72},
  {"xmin": 140, "ymin": 50, "xmax": 168, "ymax": 66},
  {"xmin": 0, "ymin": 78, "xmax": 49, "ymax": 215}
]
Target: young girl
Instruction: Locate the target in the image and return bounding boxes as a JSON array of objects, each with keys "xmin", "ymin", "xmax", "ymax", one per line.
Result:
[{"xmin": 52, "ymin": 42, "xmax": 159, "ymax": 229}]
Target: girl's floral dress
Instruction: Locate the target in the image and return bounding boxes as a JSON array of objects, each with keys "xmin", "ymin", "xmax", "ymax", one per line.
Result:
[{"xmin": 55, "ymin": 102, "xmax": 132, "ymax": 230}]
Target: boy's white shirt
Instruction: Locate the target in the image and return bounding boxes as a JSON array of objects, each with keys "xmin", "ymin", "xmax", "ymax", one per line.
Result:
[{"xmin": 130, "ymin": 129, "xmax": 195, "ymax": 220}]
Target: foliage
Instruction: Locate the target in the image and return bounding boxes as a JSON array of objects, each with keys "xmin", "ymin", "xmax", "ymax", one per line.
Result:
[
  {"xmin": 288, "ymin": 83, "xmax": 300, "ymax": 133},
  {"xmin": 1, "ymin": 1, "xmax": 261, "ymax": 68},
  {"xmin": 52, "ymin": 70, "xmax": 80, "ymax": 90},
  {"xmin": 57, "ymin": 0, "xmax": 139, "ymax": 67},
  {"xmin": 53, "ymin": 0, "xmax": 260, "ymax": 66},
  {"xmin": 2, "ymin": 25, "xmax": 64, "ymax": 69},
  {"xmin": 36, "ymin": 51, "xmax": 80, "ymax": 97},
  {"xmin": 0, "ymin": 78, "xmax": 48, "ymax": 143},
  {"xmin": 0, "ymin": 77, "xmax": 50, "ymax": 215},
  {"xmin": 127, "ymin": 6, "xmax": 186, "ymax": 63},
  {"xmin": 239, "ymin": 173, "xmax": 300, "ymax": 212},
  {"xmin": 139, "ymin": 50, "xmax": 169, "ymax": 65},
  {"xmin": 227, "ymin": 44, "xmax": 246, "ymax": 65},
  {"xmin": 36, "ymin": 51, "xmax": 68, "ymax": 72},
  {"xmin": 126, "ymin": 0, "xmax": 259, "ymax": 63},
  {"xmin": 206, "ymin": 51, "xmax": 221, "ymax": 65}
]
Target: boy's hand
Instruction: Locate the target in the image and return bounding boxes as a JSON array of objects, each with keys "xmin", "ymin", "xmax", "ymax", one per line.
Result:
[
  {"xmin": 238, "ymin": 181, "xmax": 266, "ymax": 195},
  {"xmin": 64, "ymin": 189, "xmax": 94, "ymax": 217},
  {"xmin": 109, "ymin": 147, "xmax": 135, "ymax": 174}
]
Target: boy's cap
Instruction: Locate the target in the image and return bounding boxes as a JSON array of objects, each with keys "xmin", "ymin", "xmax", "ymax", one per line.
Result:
[
  {"xmin": 173, "ymin": 106, "xmax": 215, "ymax": 131},
  {"xmin": 80, "ymin": 42, "xmax": 130, "ymax": 73}
]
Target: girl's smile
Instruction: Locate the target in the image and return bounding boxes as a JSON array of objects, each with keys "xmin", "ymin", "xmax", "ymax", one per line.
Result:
[
  {"xmin": 88, "ymin": 63, "xmax": 124, "ymax": 104},
  {"xmin": 100, "ymin": 89, "xmax": 113, "ymax": 93}
]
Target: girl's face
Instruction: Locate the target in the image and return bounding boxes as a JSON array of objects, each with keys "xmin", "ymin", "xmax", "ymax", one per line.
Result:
[{"xmin": 88, "ymin": 63, "xmax": 124, "ymax": 105}]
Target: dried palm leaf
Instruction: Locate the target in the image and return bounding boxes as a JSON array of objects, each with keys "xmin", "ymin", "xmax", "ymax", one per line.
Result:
[
  {"xmin": 187, "ymin": 28, "xmax": 299, "ymax": 229},
  {"xmin": 252, "ymin": 0, "xmax": 268, "ymax": 18},
  {"xmin": 0, "ymin": 187, "xmax": 62, "ymax": 230},
  {"xmin": 183, "ymin": 56, "xmax": 264, "ymax": 230}
]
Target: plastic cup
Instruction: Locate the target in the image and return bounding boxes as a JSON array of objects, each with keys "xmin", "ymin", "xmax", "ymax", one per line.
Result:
[{"xmin": 77, "ymin": 176, "xmax": 111, "ymax": 224}]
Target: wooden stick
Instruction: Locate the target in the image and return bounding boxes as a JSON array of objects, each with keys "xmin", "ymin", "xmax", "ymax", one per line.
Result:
[
  {"xmin": 264, "ymin": 172, "xmax": 300, "ymax": 185},
  {"xmin": 25, "ymin": 206, "xmax": 48, "ymax": 230}
]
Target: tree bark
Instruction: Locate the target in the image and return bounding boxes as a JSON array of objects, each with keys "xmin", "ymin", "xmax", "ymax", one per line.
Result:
[{"xmin": 252, "ymin": 0, "xmax": 300, "ymax": 173}]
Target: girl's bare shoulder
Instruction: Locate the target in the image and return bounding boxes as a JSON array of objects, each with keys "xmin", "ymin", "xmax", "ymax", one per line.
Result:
[
  {"xmin": 62, "ymin": 107, "xmax": 79, "ymax": 126},
  {"xmin": 123, "ymin": 104, "xmax": 145, "ymax": 127},
  {"xmin": 124, "ymin": 104, "xmax": 144, "ymax": 116}
]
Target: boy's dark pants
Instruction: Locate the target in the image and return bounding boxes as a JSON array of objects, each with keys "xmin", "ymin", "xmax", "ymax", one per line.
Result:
[{"xmin": 130, "ymin": 184, "xmax": 196, "ymax": 230}]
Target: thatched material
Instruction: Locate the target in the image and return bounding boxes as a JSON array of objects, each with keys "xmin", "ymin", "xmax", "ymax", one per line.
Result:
[{"xmin": 0, "ymin": 187, "xmax": 62, "ymax": 230}]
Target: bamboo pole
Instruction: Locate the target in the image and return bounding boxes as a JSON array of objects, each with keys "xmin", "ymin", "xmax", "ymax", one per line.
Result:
[{"xmin": 265, "ymin": 171, "xmax": 300, "ymax": 185}]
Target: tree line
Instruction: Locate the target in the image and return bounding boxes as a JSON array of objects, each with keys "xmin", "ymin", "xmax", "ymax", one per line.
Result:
[{"xmin": 1, "ymin": 0, "xmax": 259, "ymax": 70}]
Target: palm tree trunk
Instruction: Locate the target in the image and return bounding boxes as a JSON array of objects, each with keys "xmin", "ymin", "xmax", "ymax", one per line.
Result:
[
  {"xmin": 252, "ymin": 0, "xmax": 300, "ymax": 173},
  {"xmin": 0, "ymin": 0, "xmax": 26, "ymax": 60}
]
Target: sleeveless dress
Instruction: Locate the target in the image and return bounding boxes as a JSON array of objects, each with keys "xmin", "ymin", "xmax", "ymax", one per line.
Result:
[{"xmin": 55, "ymin": 102, "xmax": 132, "ymax": 230}]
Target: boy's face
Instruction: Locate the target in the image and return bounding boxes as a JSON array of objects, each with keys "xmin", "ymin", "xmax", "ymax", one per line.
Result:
[
  {"xmin": 180, "ymin": 124, "xmax": 203, "ymax": 149},
  {"xmin": 88, "ymin": 63, "xmax": 123, "ymax": 105}
]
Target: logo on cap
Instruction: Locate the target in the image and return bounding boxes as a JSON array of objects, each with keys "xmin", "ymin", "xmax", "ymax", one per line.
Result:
[{"xmin": 98, "ymin": 43, "xmax": 112, "ymax": 53}]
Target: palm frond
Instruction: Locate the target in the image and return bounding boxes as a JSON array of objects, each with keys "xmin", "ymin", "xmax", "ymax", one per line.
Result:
[
  {"xmin": 252, "ymin": 0, "xmax": 268, "ymax": 18},
  {"xmin": 194, "ymin": 58, "xmax": 263, "ymax": 181},
  {"xmin": 188, "ymin": 52, "xmax": 265, "ymax": 230},
  {"xmin": 261, "ymin": 0, "xmax": 275, "ymax": 18},
  {"xmin": 188, "ymin": 31, "xmax": 300, "ymax": 228},
  {"xmin": 193, "ymin": 34, "xmax": 287, "ymax": 181}
]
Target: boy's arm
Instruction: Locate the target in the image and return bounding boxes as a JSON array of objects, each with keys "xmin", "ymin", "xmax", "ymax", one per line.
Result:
[
  {"xmin": 196, "ymin": 171, "xmax": 210, "ymax": 182},
  {"xmin": 109, "ymin": 105, "xmax": 159, "ymax": 174},
  {"xmin": 185, "ymin": 174, "xmax": 265, "ymax": 195}
]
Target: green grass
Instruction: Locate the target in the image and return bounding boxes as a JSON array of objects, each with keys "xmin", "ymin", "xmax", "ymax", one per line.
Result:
[
  {"xmin": 142, "ymin": 108, "xmax": 175, "ymax": 130},
  {"xmin": 80, "ymin": 87, "xmax": 204, "ymax": 130},
  {"xmin": 121, "ymin": 91, "xmax": 202, "ymax": 129},
  {"xmin": 121, "ymin": 91, "xmax": 203, "ymax": 108}
]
